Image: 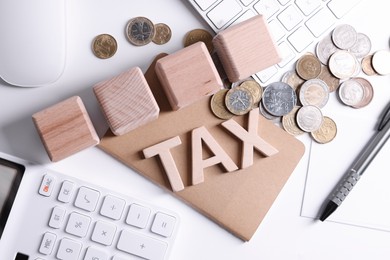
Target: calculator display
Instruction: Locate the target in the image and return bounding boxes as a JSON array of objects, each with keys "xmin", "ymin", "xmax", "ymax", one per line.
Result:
[{"xmin": 0, "ymin": 158, "xmax": 24, "ymax": 239}]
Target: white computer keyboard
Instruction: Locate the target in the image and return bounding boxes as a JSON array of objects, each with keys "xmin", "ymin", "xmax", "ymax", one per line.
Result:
[
  {"xmin": 33, "ymin": 170, "xmax": 179, "ymax": 260},
  {"xmin": 188, "ymin": 0, "xmax": 362, "ymax": 84}
]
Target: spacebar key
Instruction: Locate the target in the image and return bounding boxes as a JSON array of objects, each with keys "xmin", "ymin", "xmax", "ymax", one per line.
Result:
[{"xmin": 117, "ymin": 230, "xmax": 168, "ymax": 260}]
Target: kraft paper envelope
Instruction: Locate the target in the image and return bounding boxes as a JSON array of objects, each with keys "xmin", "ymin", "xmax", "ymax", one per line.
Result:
[{"xmin": 99, "ymin": 54, "xmax": 305, "ymax": 241}]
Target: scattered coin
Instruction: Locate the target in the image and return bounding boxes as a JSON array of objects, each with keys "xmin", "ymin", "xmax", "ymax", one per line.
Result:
[
  {"xmin": 225, "ymin": 86, "xmax": 254, "ymax": 115},
  {"xmin": 338, "ymin": 79, "xmax": 365, "ymax": 107},
  {"xmin": 259, "ymin": 102, "xmax": 279, "ymax": 121},
  {"xmin": 311, "ymin": 116, "xmax": 337, "ymax": 144},
  {"xmin": 184, "ymin": 29, "xmax": 214, "ymax": 53},
  {"xmin": 353, "ymin": 77, "xmax": 374, "ymax": 108},
  {"xmin": 295, "ymin": 54, "xmax": 322, "ymax": 80},
  {"xmin": 332, "ymin": 24, "xmax": 358, "ymax": 50},
  {"xmin": 92, "ymin": 34, "xmax": 117, "ymax": 59},
  {"xmin": 328, "ymin": 50, "xmax": 359, "ymax": 79},
  {"xmin": 316, "ymin": 33, "xmax": 339, "ymax": 65},
  {"xmin": 281, "ymin": 70, "xmax": 305, "ymax": 91},
  {"xmin": 126, "ymin": 17, "xmax": 155, "ymax": 46},
  {"xmin": 240, "ymin": 80, "xmax": 263, "ymax": 107},
  {"xmin": 299, "ymin": 79, "xmax": 329, "ymax": 108},
  {"xmin": 152, "ymin": 23, "xmax": 172, "ymax": 45},
  {"xmin": 282, "ymin": 106, "xmax": 305, "ymax": 136},
  {"xmin": 317, "ymin": 65, "xmax": 340, "ymax": 92},
  {"xmin": 262, "ymin": 82, "xmax": 297, "ymax": 117},
  {"xmin": 361, "ymin": 55, "xmax": 377, "ymax": 76},
  {"xmin": 372, "ymin": 50, "xmax": 390, "ymax": 75},
  {"xmin": 210, "ymin": 89, "xmax": 234, "ymax": 120},
  {"xmin": 350, "ymin": 33, "xmax": 371, "ymax": 58},
  {"xmin": 296, "ymin": 105, "xmax": 324, "ymax": 132}
]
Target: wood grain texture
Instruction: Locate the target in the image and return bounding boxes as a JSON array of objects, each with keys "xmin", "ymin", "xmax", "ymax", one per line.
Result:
[
  {"xmin": 32, "ymin": 96, "xmax": 99, "ymax": 162},
  {"xmin": 155, "ymin": 42, "xmax": 222, "ymax": 110},
  {"xmin": 93, "ymin": 67, "xmax": 160, "ymax": 136},
  {"xmin": 213, "ymin": 15, "xmax": 282, "ymax": 82}
]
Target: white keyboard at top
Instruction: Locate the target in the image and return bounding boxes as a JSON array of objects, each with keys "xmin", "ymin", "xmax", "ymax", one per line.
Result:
[{"xmin": 187, "ymin": 0, "xmax": 362, "ymax": 84}]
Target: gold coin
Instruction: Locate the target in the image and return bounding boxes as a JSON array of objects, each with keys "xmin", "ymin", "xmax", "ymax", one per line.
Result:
[
  {"xmin": 152, "ymin": 23, "xmax": 172, "ymax": 45},
  {"xmin": 311, "ymin": 116, "xmax": 337, "ymax": 144},
  {"xmin": 317, "ymin": 65, "xmax": 340, "ymax": 92},
  {"xmin": 225, "ymin": 86, "xmax": 254, "ymax": 116},
  {"xmin": 282, "ymin": 106, "xmax": 305, "ymax": 136},
  {"xmin": 361, "ymin": 55, "xmax": 377, "ymax": 76},
  {"xmin": 184, "ymin": 29, "xmax": 214, "ymax": 53},
  {"xmin": 239, "ymin": 80, "xmax": 262, "ymax": 107},
  {"xmin": 126, "ymin": 17, "xmax": 155, "ymax": 46},
  {"xmin": 296, "ymin": 54, "xmax": 322, "ymax": 80},
  {"xmin": 210, "ymin": 89, "xmax": 234, "ymax": 120},
  {"xmin": 92, "ymin": 34, "xmax": 117, "ymax": 59}
]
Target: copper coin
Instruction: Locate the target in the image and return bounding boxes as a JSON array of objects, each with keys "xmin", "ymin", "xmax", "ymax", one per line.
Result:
[
  {"xmin": 295, "ymin": 54, "xmax": 322, "ymax": 80},
  {"xmin": 126, "ymin": 17, "xmax": 155, "ymax": 46},
  {"xmin": 152, "ymin": 23, "xmax": 172, "ymax": 45},
  {"xmin": 317, "ymin": 65, "xmax": 340, "ymax": 92},
  {"xmin": 210, "ymin": 89, "xmax": 234, "ymax": 120},
  {"xmin": 353, "ymin": 77, "xmax": 374, "ymax": 108},
  {"xmin": 92, "ymin": 34, "xmax": 117, "ymax": 59},
  {"xmin": 282, "ymin": 106, "xmax": 305, "ymax": 136},
  {"xmin": 184, "ymin": 29, "xmax": 214, "ymax": 53},
  {"xmin": 311, "ymin": 116, "xmax": 337, "ymax": 144},
  {"xmin": 361, "ymin": 55, "xmax": 377, "ymax": 76}
]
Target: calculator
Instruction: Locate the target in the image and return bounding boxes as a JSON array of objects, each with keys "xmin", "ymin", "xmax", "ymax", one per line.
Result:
[{"xmin": 0, "ymin": 152, "xmax": 179, "ymax": 260}]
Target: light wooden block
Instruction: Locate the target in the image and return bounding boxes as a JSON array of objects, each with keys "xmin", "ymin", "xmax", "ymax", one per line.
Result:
[
  {"xmin": 93, "ymin": 67, "xmax": 160, "ymax": 136},
  {"xmin": 155, "ymin": 42, "xmax": 223, "ymax": 110},
  {"xmin": 213, "ymin": 15, "xmax": 282, "ymax": 82},
  {"xmin": 32, "ymin": 96, "xmax": 100, "ymax": 162}
]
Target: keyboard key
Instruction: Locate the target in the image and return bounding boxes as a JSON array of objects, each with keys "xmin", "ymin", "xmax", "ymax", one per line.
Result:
[
  {"xmin": 151, "ymin": 213, "xmax": 177, "ymax": 238},
  {"xmin": 117, "ymin": 230, "xmax": 168, "ymax": 260},
  {"xmin": 48, "ymin": 206, "xmax": 66, "ymax": 229},
  {"xmin": 74, "ymin": 186, "xmax": 100, "ymax": 212},
  {"xmin": 207, "ymin": 0, "xmax": 243, "ymax": 29},
  {"xmin": 65, "ymin": 212, "xmax": 91, "ymax": 238},
  {"xmin": 277, "ymin": 42, "xmax": 296, "ymax": 67},
  {"xmin": 231, "ymin": 9, "xmax": 256, "ymax": 26},
  {"xmin": 91, "ymin": 220, "xmax": 117, "ymax": 246},
  {"xmin": 327, "ymin": 0, "xmax": 361, "ymax": 18},
  {"xmin": 58, "ymin": 180, "xmax": 75, "ymax": 203},
  {"xmin": 253, "ymin": 0, "xmax": 280, "ymax": 20},
  {"xmin": 100, "ymin": 195, "xmax": 126, "ymax": 220},
  {"xmin": 295, "ymin": 0, "xmax": 321, "ymax": 16},
  {"xmin": 39, "ymin": 232, "xmax": 56, "ymax": 255},
  {"xmin": 277, "ymin": 0, "xmax": 291, "ymax": 5},
  {"xmin": 126, "ymin": 204, "xmax": 151, "ymax": 229},
  {"xmin": 84, "ymin": 247, "xmax": 109, "ymax": 260},
  {"xmin": 239, "ymin": 0, "xmax": 255, "ymax": 6},
  {"xmin": 38, "ymin": 174, "xmax": 56, "ymax": 197},
  {"xmin": 268, "ymin": 19, "xmax": 286, "ymax": 41},
  {"xmin": 287, "ymin": 26, "xmax": 313, "ymax": 52},
  {"xmin": 255, "ymin": 65, "xmax": 278, "ymax": 83},
  {"xmin": 277, "ymin": 5, "xmax": 303, "ymax": 31},
  {"xmin": 57, "ymin": 238, "xmax": 82, "ymax": 260},
  {"xmin": 305, "ymin": 7, "xmax": 336, "ymax": 37},
  {"xmin": 194, "ymin": 0, "xmax": 218, "ymax": 10}
]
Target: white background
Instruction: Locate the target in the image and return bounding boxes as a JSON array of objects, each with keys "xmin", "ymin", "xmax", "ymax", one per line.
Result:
[{"xmin": 2, "ymin": 0, "xmax": 390, "ymax": 259}]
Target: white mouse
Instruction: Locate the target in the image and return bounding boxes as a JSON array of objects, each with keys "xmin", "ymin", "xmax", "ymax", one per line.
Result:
[{"xmin": 0, "ymin": 0, "xmax": 66, "ymax": 87}]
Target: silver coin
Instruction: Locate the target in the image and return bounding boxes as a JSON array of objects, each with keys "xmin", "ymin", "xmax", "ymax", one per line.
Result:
[
  {"xmin": 316, "ymin": 33, "xmax": 339, "ymax": 65},
  {"xmin": 262, "ymin": 82, "xmax": 297, "ymax": 117},
  {"xmin": 126, "ymin": 17, "xmax": 155, "ymax": 46},
  {"xmin": 296, "ymin": 105, "xmax": 324, "ymax": 132},
  {"xmin": 372, "ymin": 50, "xmax": 390, "ymax": 75},
  {"xmin": 259, "ymin": 102, "xmax": 279, "ymax": 121},
  {"xmin": 349, "ymin": 33, "xmax": 372, "ymax": 58},
  {"xmin": 299, "ymin": 79, "xmax": 329, "ymax": 108},
  {"xmin": 332, "ymin": 24, "xmax": 358, "ymax": 50},
  {"xmin": 338, "ymin": 79, "xmax": 365, "ymax": 107},
  {"xmin": 328, "ymin": 50, "xmax": 359, "ymax": 79}
]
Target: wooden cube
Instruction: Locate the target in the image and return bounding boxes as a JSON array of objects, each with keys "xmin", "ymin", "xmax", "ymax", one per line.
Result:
[
  {"xmin": 155, "ymin": 42, "xmax": 222, "ymax": 110},
  {"xmin": 32, "ymin": 96, "xmax": 100, "ymax": 162},
  {"xmin": 93, "ymin": 67, "xmax": 159, "ymax": 136},
  {"xmin": 213, "ymin": 15, "xmax": 282, "ymax": 82}
]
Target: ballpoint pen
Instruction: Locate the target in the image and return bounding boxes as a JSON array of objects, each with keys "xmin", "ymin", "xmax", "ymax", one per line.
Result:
[{"xmin": 319, "ymin": 102, "xmax": 390, "ymax": 221}]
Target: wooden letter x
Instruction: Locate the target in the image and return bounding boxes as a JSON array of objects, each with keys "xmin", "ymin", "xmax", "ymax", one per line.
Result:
[
  {"xmin": 143, "ymin": 136, "xmax": 185, "ymax": 192},
  {"xmin": 222, "ymin": 108, "xmax": 278, "ymax": 169},
  {"xmin": 192, "ymin": 126, "xmax": 238, "ymax": 185}
]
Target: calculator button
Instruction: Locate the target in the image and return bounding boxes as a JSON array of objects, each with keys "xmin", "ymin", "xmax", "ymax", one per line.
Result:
[
  {"xmin": 39, "ymin": 232, "xmax": 56, "ymax": 255},
  {"xmin": 38, "ymin": 174, "xmax": 56, "ymax": 197},
  {"xmin": 151, "ymin": 212, "xmax": 176, "ymax": 238},
  {"xmin": 91, "ymin": 220, "xmax": 117, "ymax": 246},
  {"xmin": 126, "ymin": 204, "xmax": 151, "ymax": 229},
  {"xmin": 100, "ymin": 195, "xmax": 126, "ymax": 220},
  {"xmin": 56, "ymin": 238, "xmax": 82, "ymax": 260},
  {"xmin": 74, "ymin": 186, "xmax": 100, "ymax": 212},
  {"xmin": 84, "ymin": 246, "xmax": 109, "ymax": 260},
  {"xmin": 48, "ymin": 206, "xmax": 66, "ymax": 229},
  {"xmin": 117, "ymin": 230, "xmax": 168, "ymax": 260},
  {"xmin": 58, "ymin": 181, "xmax": 75, "ymax": 203},
  {"xmin": 65, "ymin": 212, "xmax": 91, "ymax": 238}
]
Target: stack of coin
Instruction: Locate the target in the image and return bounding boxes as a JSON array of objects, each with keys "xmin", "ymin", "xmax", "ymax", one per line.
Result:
[
  {"xmin": 126, "ymin": 17, "xmax": 172, "ymax": 46},
  {"xmin": 184, "ymin": 29, "xmax": 214, "ymax": 53}
]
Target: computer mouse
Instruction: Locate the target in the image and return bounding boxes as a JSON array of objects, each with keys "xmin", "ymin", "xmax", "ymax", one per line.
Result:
[{"xmin": 0, "ymin": 0, "xmax": 66, "ymax": 87}]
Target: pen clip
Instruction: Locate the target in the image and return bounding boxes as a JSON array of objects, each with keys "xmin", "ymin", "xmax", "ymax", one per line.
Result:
[{"xmin": 378, "ymin": 103, "xmax": 390, "ymax": 131}]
